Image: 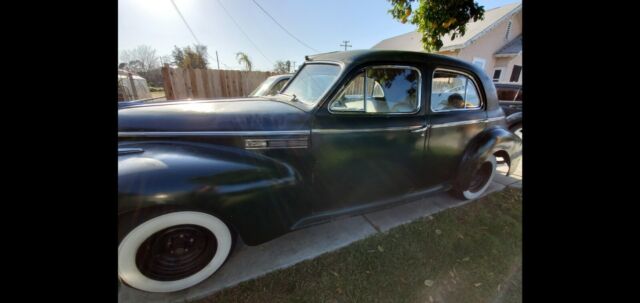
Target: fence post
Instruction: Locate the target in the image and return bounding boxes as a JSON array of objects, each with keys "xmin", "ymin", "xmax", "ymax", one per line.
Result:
[
  {"xmin": 161, "ymin": 64, "xmax": 175, "ymax": 100},
  {"xmin": 128, "ymin": 72, "xmax": 138, "ymax": 100}
]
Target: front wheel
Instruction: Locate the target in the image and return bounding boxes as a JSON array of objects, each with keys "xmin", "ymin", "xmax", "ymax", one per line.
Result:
[
  {"xmin": 118, "ymin": 211, "xmax": 233, "ymax": 293},
  {"xmin": 451, "ymin": 156, "xmax": 497, "ymax": 200}
]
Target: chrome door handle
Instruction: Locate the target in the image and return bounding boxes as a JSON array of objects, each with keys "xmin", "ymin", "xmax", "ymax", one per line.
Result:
[{"xmin": 410, "ymin": 125, "xmax": 429, "ymax": 133}]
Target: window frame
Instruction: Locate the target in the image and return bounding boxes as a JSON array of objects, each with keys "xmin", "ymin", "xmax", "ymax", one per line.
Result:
[
  {"xmin": 279, "ymin": 62, "xmax": 344, "ymax": 106},
  {"xmin": 430, "ymin": 68, "xmax": 486, "ymax": 113},
  {"xmin": 327, "ymin": 65, "xmax": 422, "ymax": 116}
]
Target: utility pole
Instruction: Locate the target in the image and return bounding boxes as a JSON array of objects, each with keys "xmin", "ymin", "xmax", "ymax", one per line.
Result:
[
  {"xmin": 340, "ymin": 40, "xmax": 352, "ymax": 51},
  {"xmin": 215, "ymin": 51, "xmax": 220, "ymax": 70},
  {"xmin": 293, "ymin": 61, "xmax": 296, "ymax": 72}
]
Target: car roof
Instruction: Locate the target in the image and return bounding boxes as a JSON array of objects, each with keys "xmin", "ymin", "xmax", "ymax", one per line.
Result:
[{"xmin": 305, "ymin": 49, "xmax": 475, "ymax": 69}]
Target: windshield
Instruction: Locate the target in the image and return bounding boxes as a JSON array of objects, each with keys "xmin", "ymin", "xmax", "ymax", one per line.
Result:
[{"xmin": 281, "ymin": 64, "xmax": 341, "ymax": 105}]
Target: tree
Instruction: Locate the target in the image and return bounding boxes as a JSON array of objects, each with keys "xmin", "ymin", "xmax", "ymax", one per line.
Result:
[
  {"xmin": 119, "ymin": 45, "xmax": 159, "ymax": 73},
  {"xmin": 387, "ymin": 0, "xmax": 484, "ymax": 52},
  {"xmin": 273, "ymin": 60, "xmax": 291, "ymax": 73},
  {"xmin": 236, "ymin": 52, "xmax": 252, "ymax": 71},
  {"xmin": 172, "ymin": 45, "xmax": 209, "ymax": 69}
]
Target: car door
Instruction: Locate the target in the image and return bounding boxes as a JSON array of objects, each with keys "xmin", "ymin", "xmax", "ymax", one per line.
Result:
[
  {"xmin": 426, "ymin": 67, "xmax": 488, "ymax": 184},
  {"xmin": 310, "ymin": 65, "xmax": 429, "ymax": 214}
]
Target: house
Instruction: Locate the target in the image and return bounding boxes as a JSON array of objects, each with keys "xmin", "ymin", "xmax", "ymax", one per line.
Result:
[{"xmin": 372, "ymin": 2, "xmax": 522, "ymax": 84}]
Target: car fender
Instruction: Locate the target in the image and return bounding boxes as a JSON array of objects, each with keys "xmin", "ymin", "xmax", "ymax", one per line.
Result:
[
  {"xmin": 455, "ymin": 125, "xmax": 522, "ymax": 189},
  {"xmin": 118, "ymin": 141, "xmax": 304, "ymax": 245}
]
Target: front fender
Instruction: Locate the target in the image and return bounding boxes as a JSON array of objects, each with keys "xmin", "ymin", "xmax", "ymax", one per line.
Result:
[
  {"xmin": 118, "ymin": 141, "xmax": 305, "ymax": 245},
  {"xmin": 455, "ymin": 126, "xmax": 522, "ymax": 189}
]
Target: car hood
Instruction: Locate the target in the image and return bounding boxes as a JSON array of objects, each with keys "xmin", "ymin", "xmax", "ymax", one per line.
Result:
[{"xmin": 118, "ymin": 98, "xmax": 310, "ymax": 132}]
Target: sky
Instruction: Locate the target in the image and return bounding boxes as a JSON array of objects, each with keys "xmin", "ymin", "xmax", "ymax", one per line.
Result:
[{"xmin": 118, "ymin": 0, "xmax": 518, "ymax": 71}]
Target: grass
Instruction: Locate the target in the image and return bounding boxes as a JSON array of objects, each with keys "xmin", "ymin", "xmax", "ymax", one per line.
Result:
[{"xmin": 197, "ymin": 188, "xmax": 522, "ymax": 303}]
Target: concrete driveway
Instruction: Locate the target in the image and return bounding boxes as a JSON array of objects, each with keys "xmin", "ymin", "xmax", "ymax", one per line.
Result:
[{"xmin": 118, "ymin": 161, "xmax": 522, "ymax": 303}]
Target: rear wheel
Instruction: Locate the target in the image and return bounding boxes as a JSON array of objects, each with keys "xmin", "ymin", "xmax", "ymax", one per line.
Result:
[
  {"xmin": 451, "ymin": 156, "xmax": 497, "ymax": 200},
  {"xmin": 118, "ymin": 211, "xmax": 233, "ymax": 293}
]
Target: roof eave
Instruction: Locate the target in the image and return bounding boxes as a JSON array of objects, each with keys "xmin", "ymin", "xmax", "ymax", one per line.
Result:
[{"xmin": 444, "ymin": 4, "xmax": 522, "ymax": 51}]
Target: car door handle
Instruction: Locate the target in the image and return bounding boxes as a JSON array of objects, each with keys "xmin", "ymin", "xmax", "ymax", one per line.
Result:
[{"xmin": 410, "ymin": 125, "xmax": 429, "ymax": 135}]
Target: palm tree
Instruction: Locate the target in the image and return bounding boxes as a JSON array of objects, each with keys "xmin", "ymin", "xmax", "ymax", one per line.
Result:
[{"xmin": 236, "ymin": 52, "xmax": 252, "ymax": 71}]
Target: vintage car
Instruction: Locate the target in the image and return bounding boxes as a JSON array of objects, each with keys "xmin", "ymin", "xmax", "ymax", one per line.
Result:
[
  {"xmin": 495, "ymin": 82, "xmax": 522, "ymax": 137},
  {"xmin": 248, "ymin": 73, "xmax": 293, "ymax": 97},
  {"xmin": 118, "ymin": 50, "xmax": 522, "ymax": 293}
]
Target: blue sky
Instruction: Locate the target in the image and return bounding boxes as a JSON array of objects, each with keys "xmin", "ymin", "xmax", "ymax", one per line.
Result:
[{"xmin": 118, "ymin": 0, "xmax": 517, "ymax": 71}]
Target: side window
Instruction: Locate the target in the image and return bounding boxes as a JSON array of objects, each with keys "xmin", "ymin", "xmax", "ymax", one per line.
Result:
[
  {"xmin": 268, "ymin": 79, "xmax": 288, "ymax": 96},
  {"xmin": 330, "ymin": 72, "xmax": 365, "ymax": 112},
  {"xmin": 431, "ymin": 70, "xmax": 483, "ymax": 111},
  {"xmin": 330, "ymin": 66, "xmax": 420, "ymax": 114}
]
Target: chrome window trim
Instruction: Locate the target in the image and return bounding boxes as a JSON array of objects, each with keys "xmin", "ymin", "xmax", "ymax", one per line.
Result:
[
  {"xmin": 118, "ymin": 130, "xmax": 310, "ymax": 137},
  {"xmin": 312, "ymin": 125, "xmax": 426, "ymax": 134},
  {"xmin": 280, "ymin": 61, "xmax": 345, "ymax": 106},
  {"xmin": 430, "ymin": 68, "xmax": 486, "ymax": 113},
  {"xmin": 328, "ymin": 65, "xmax": 422, "ymax": 116}
]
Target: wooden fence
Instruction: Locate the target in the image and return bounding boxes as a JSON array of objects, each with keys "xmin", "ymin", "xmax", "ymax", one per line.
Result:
[{"xmin": 162, "ymin": 65, "xmax": 277, "ymax": 100}]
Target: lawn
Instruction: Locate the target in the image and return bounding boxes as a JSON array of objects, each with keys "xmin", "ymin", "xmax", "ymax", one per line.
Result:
[{"xmin": 197, "ymin": 188, "xmax": 523, "ymax": 303}]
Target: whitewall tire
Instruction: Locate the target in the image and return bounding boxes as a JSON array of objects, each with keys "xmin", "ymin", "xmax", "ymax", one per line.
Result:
[
  {"xmin": 460, "ymin": 156, "xmax": 497, "ymax": 200},
  {"xmin": 118, "ymin": 211, "xmax": 232, "ymax": 293}
]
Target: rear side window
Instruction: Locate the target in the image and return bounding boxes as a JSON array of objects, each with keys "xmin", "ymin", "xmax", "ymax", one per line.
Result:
[
  {"xmin": 330, "ymin": 66, "xmax": 420, "ymax": 114},
  {"xmin": 431, "ymin": 70, "xmax": 483, "ymax": 111}
]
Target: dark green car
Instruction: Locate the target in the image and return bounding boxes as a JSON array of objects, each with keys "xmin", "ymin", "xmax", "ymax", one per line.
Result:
[{"xmin": 118, "ymin": 50, "xmax": 522, "ymax": 293}]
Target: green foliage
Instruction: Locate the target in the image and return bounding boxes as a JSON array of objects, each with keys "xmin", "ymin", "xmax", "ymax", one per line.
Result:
[
  {"xmin": 273, "ymin": 60, "xmax": 291, "ymax": 73},
  {"xmin": 388, "ymin": 0, "xmax": 485, "ymax": 52},
  {"xmin": 236, "ymin": 52, "xmax": 253, "ymax": 71},
  {"xmin": 172, "ymin": 45, "xmax": 209, "ymax": 69}
]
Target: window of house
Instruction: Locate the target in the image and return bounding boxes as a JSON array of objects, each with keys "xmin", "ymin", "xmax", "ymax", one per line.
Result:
[
  {"xmin": 330, "ymin": 66, "xmax": 420, "ymax": 114},
  {"xmin": 492, "ymin": 69, "xmax": 503, "ymax": 82},
  {"xmin": 510, "ymin": 65, "xmax": 522, "ymax": 82},
  {"xmin": 505, "ymin": 20, "xmax": 512, "ymax": 41},
  {"xmin": 431, "ymin": 70, "xmax": 483, "ymax": 111}
]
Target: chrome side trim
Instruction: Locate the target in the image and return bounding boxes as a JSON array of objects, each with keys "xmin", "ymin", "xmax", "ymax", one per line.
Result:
[
  {"xmin": 245, "ymin": 138, "xmax": 309, "ymax": 150},
  {"xmin": 431, "ymin": 119, "xmax": 484, "ymax": 128},
  {"xmin": 118, "ymin": 130, "xmax": 311, "ymax": 137},
  {"xmin": 312, "ymin": 125, "xmax": 426, "ymax": 134},
  {"xmin": 485, "ymin": 116, "xmax": 505, "ymax": 123},
  {"xmin": 118, "ymin": 148, "xmax": 144, "ymax": 155}
]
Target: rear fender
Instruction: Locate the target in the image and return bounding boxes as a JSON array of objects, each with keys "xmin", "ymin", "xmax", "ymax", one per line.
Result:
[{"xmin": 455, "ymin": 126, "xmax": 522, "ymax": 189}]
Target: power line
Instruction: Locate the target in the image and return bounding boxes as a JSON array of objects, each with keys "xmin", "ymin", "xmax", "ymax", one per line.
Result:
[
  {"xmin": 170, "ymin": 0, "xmax": 202, "ymax": 45},
  {"xmin": 249, "ymin": 0, "xmax": 320, "ymax": 53},
  {"xmin": 214, "ymin": 0, "xmax": 273, "ymax": 66}
]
